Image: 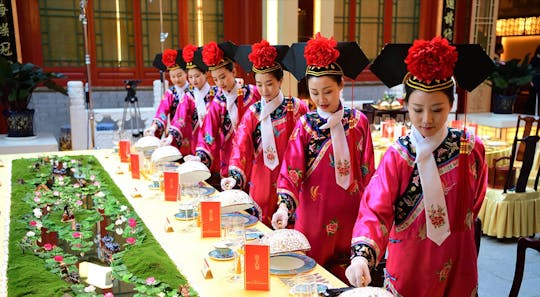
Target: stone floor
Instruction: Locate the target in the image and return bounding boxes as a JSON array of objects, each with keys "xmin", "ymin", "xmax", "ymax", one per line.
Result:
[{"xmin": 478, "ymin": 234, "xmax": 540, "ymax": 297}]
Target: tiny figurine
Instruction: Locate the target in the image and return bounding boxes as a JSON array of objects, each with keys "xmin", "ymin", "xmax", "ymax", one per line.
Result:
[{"xmin": 62, "ymin": 204, "xmax": 75, "ymax": 222}]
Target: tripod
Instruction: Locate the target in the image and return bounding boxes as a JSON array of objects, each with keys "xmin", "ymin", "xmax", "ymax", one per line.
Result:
[{"xmin": 121, "ymin": 80, "xmax": 144, "ymax": 138}]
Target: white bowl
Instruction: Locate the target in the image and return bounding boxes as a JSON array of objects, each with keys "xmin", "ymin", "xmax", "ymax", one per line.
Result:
[
  {"xmin": 134, "ymin": 136, "xmax": 161, "ymax": 151},
  {"xmin": 259, "ymin": 229, "xmax": 311, "ymax": 255},
  {"xmin": 338, "ymin": 287, "xmax": 393, "ymax": 297},
  {"xmin": 151, "ymin": 145, "xmax": 182, "ymax": 163},
  {"xmin": 210, "ymin": 189, "xmax": 254, "ymax": 213},
  {"xmin": 177, "ymin": 160, "xmax": 210, "ymax": 184}
]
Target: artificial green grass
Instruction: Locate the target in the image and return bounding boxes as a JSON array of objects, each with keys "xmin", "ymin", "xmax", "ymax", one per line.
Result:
[{"xmin": 7, "ymin": 156, "xmax": 193, "ymax": 296}]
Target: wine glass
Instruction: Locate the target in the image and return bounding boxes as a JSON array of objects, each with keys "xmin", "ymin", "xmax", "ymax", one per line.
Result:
[{"xmin": 224, "ymin": 216, "xmax": 246, "ymax": 281}]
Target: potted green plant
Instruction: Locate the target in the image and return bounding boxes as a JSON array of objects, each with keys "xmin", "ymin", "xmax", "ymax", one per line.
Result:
[
  {"xmin": 0, "ymin": 56, "xmax": 68, "ymax": 137},
  {"xmin": 487, "ymin": 54, "xmax": 534, "ymax": 114}
]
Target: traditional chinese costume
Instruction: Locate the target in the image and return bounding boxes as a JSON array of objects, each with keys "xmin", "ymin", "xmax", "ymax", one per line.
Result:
[
  {"xmin": 195, "ymin": 83, "xmax": 260, "ymax": 176},
  {"xmin": 229, "ymin": 94, "xmax": 308, "ymax": 225},
  {"xmin": 276, "ymin": 106, "xmax": 374, "ymax": 271},
  {"xmin": 169, "ymin": 83, "xmax": 217, "ymax": 155},
  {"xmin": 151, "ymin": 82, "xmax": 192, "ymax": 141},
  {"xmin": 350, "ymin": 129, "xmax": 487, "ymax": 297}
]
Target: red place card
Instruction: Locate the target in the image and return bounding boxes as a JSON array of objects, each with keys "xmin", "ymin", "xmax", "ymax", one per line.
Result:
[
  {"xmin": 119, "ymin": 139, "xmax": 130, "ymax": 163},
  {"xmin": 163, "ymin": 171, "xmax": 180, "ymax": 202},
  {"xmin": 200, "ymin": 201, "xmax": 221, "ymax": 238},
  {"xmin": 130, "ymin": 152, "xmax": 142, "ymax": 179},
  {"xmin": 244, "ymin": 244, "xmax": 270, "ymax": 291}
]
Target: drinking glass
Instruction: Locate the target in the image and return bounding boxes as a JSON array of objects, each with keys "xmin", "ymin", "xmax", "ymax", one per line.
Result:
[
  {"xmin": 224, "ymin": 216, "xmax": 246, "ymax": 281},
  {"xmin": 178, "ymin": 200, "xmax": 196, "ymax": 232},
  {"xmin": 291, "ymin": 273, "xmax": 318, "ymax": 297}
]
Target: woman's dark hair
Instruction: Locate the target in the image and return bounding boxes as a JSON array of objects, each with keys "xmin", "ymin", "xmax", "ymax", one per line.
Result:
[
  {"xmin": 223, "ymin": 61, "xmax": 235, "ymax": 72},
  {"xmin": 306, "ymin": 74, "xmax": 342, "ymax": 85},
  {"xmin": 404, "ymin": 83, "xmax": 454, "ymax": 106},
  {"xmin": 256, "ymin": 67, "xmax": 284, "ymax": 81}
]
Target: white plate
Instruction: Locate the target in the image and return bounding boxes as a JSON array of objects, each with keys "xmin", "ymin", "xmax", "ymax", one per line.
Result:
[
  {"xmin": 338, "ymin": 287, "xmax": 393, "ymax": 297},
  {"xmin": 269, "ymin": 253, "xmax": 316, "ymax": 275}
]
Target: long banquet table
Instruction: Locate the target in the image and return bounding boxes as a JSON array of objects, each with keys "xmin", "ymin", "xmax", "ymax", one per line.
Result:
[{"xmin": 0, "ymin": 149, "xmax": 346, "ymax": 296}]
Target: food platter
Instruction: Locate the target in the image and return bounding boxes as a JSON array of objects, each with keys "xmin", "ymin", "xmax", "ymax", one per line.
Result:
[{"xmin": 269, "ymin": 253, "xmax": 316, "ymax": 275}]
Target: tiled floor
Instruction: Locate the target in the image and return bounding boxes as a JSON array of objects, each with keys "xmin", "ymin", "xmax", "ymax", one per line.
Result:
[{"xmin": 478, "ymin": 234, "xmax": 540, "ymax": 297}]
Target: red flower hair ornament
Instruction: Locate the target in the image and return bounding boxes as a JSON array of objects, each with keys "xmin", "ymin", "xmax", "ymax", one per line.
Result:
[
  {"xmin": 404, "ymin": 36, "xmax": 458, "ymax": 92},
  {"xmin": 162, "ymin": 48, "xmax": 180, "ymax": 70},
  {"xmin": 182, "ymin": 44, "xmax": 198, "ymax": 69},
  {"xmin": 248, "ymin": 39, "xmax": 281, "ymax": 73},
  {"xmin": 304, "ymin": 32, "xmax": 342, "ymax": 77},
  {"xmin": 202, "ymin": 41, "xmax": 232, "ymax": 71}
]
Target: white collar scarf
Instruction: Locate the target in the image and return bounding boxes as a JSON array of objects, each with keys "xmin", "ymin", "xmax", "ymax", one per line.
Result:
[
  {"xmin": 174, "ymin": 82, "xmax": 189, "ymax": 98},
  {"xmin": 318, "ymin": 104, "xmax": 351, "ymax": 190},
  {"xmin": 260, "ymin": 92, "xmax": 284, "ymax": 170},
  {"xmin": 409, "ymin": 125, "xmax": 450, "ymax": 246},
  {"xmin": 223, "ymin": 82, "xmax": 241, "ymax": 129},
  {"xmin": 194, "ymin": 82, "xmax": 211, "ymax": 126}
]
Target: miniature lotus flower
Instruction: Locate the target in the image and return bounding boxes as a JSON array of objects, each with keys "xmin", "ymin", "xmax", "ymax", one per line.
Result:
[
  {"xmin": 146, "ymin": 276, "xmax": 156, "ymax": 285},
  {"xmin": 43, "ymin": 243, "xmax": 53, "ymax": 251},
  {"xmin": 93, "ymin": 181, "xmax": 100, "ymax": 187},
  {"xmin": 95, "ymin": 191, "xmax": 105, "ymax": 197},
  {"xmin": 33, "ymin": 208, "xmax": 42, "ymax": 218},
  {"xmin": 115, "ymin": 219, "xmax": 123, "ymax": 225},
  {"xmin": 84, "ymin": 285, "xmax": 96, "ymax": 292},
  {"xmin": 53, "ymin": 255, "xmax": 63, "ymax": 262},
  {"xmin": 53, "ymin": 191, "xmax": 60, "ymax": 196},
  {"xmin": 104, "ymin": 292, "xmax": 114, "ymax": 297},
  {"xmin": 72, "ymin": 232, "xmax": 82, "ymax": 238},
  {"xmin": 90, "ymin": 175, "xmax": 96, "ymax": 181},
  {"xmin": 76, "ymin": 200, "xmax": 83, "ymax": 206},
  {"xmin": 26, "ymin": 231, "xmax": 36, "ymax": 237},
  {"xmin": 120, "ymin": 205, "xmax": 128, "ymax": 212},
  {"xmin": 115, "ymin": 227, "xmax": 124, "ymax": 235},
  {"xmin": 126, "ymin": 237, "xmax": 136, "ymax": 244},
  {"xmin": 128, "ymin": 218, "xmax": 137, "ymax": 228},
  {"xmin": 29, "ymin": 221, "xmax": 37, "ymax": 227},
  {"xmin": 73, "ymin": 183, "xmax": 80, "ymax": 188},
  {"xmin": 34, "ymin": 191, "xmax": 41, "ymax": 196},
  {"xmin": 33, "ymin": 197, "xmax": 40, "ymax": 203}
]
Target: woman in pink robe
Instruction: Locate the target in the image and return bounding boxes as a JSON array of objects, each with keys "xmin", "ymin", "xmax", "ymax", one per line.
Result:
[
  {"xmin": 227, "ymin": 40, "xmax": 309, "ymax": 226},
  {"xmin": 167, "ymin": 44, "xmax": 217, "ymax": 155},
  {"xmin": 345, "ymin": 37, "xmax": 489, "ymax": 297},
  {"xmin": 145, "ymin": 48, "xmax": 192, "ymax": 150},
  {"xmin": 195, "ymin": 41, "xmax": 260, "ymax": 177},
  {"xmin": 272, "ymin": 34, "xmax": 374, "ymax": 280}
]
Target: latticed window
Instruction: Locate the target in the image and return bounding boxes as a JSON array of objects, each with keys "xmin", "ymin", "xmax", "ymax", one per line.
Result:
[
  {"xmin": 334, "ymin": 0, "xmax": 419, "ymax": 60},
  {"xmin": 38, "ymin": 0, "xmax": 223, "ymax": 85}
]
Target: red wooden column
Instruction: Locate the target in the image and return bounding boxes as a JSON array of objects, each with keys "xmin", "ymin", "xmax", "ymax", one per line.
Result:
[
  {"xmin": 418, "ymin": 0, "xmax": 439, "ymax": 40},
  {"xmin": 178, "ymin": 0, "xmax": 189, "ymax": 46},
  {"xmin": 383, "ymin": 0, "xmax": 393, "ymax": 44},
  {"xmin": 223, "ymin": 0, "xmax": 262, "ymax": 44},
  {"xmin": 16, "ymin": 0, "xmax": 42, "ymax": 64},
  {"xmin": 348, "ymin": 0, "xmax": 356, "ymax": 41}
]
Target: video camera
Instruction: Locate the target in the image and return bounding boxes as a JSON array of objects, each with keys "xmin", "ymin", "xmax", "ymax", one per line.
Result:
[{"xmin": 123, "ymin": 80, "xmax": 142, "ymax": 101}]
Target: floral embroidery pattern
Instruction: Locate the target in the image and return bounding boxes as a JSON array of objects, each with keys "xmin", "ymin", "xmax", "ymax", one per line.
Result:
[
  {"xmin": 336, "ymin": 159, "xmax": 351, "ymax": 177},
  {"xmin": 427, "ymin": 204, "xmax": 447, "ymax": 229},
  {"xmin": 264, "ymin": 145, "xmax": 277, "ymax": 162},
  {"xmin": 325, "ymin": 218, "xmax": 339, "ymax": 236},
  {"xmin": 310, "ymin": 185, "xmax": 320, "ymax": 201},
  {"xmin": 288, "ymin": 167, "xmax": 303, "ymax": 186},
  {"xmin": 204, "ymin": 132, "xmax": 214, "ymax": 145},
  {"xmin": 437, "ymin": 259, "xmax": 453, "ymax": 281}
]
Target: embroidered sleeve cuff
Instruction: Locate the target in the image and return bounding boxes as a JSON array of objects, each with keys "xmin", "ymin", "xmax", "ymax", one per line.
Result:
[
  {"xmin": 196, "ymin": 150, "xmax": 212, "ymax": 168},
  {"xmin": 351, "ymin": 243, "xmax": 376, "ymax": 270},
  {"xmin": 228, "ymin": 169, "xmax": 244, "ymax": 189},
  {"xmin": 277, "ymin": 193, "xmax": 296, "ymax": 214}
]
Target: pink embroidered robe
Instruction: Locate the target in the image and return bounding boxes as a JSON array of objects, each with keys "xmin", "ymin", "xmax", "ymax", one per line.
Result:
[
  {"xmin": 169, "ymin": 85, "xmax": 217, "ymax": 155},
  {"xmin": 229, "ymin": 97, "xmax": 308, "ymax": 226},
  {"xmin": 350, "ymin": 129, "xmax": 487, "ymax": 297},
  {"xmin": 276, "ymin": 107, "xmax": 375, "ymax": 270},
  {"xmin": 151, "ymin": 82, "xmax": 191, "ymax": 139},
  {"xmin": 195, "ymin": 84, "xmax": 260, "ymax": 176}
]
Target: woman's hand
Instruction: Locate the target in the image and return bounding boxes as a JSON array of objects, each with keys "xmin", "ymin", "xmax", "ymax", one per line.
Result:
[
  {"xmin": 220, "ymin": 177, "xmax": 236, "ymax": 190},
  {"xmin": 160, "ymin": 135, "xmax": 173, "ymax": 146},
  {"xmin": 345, "ymin": 256, "xmax": 372, "ymax": 287},
  {"xmin": 144, "ymin": 124, "xmax": 157, "ymax": 136},
  {"xmin": 271, "ymin": 203, "xmax": 289, "ymax": 230}
]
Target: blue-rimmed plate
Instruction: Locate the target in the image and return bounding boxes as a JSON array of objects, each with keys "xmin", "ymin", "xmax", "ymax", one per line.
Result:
[
  {"xmin": 245, "ymin": 228, "xmax": 264, "ymax": 240},
  {"xmin": 198, "ymin": 186, "xmax": 216, "ymax": 196},
  {"xmin": 290, "ymin": 283, "xmax": 329, "ymax": 295},
  {"xmin": 174, "ymin": 211, "xmax": 198, "ymax": 221},
  {"xmin": 270, "ymin": 253, "xmax": 316, "ymax": 275},
  {"xmin": 221, "ymin": 213, "xmax": 258, "ymax": 227},
  {"xmin": 208, "ymin": 249, "xmax": 234, "ymax": 261}
]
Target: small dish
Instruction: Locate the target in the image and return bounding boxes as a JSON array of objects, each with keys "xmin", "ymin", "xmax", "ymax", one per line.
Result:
[
  {"xmin": 208, "ymin": 249, "xmax": 234, "ymax": 261},
  {"xmin": 290, "ymin": 283, "xmax": 329, "ymax": 295},
  {"xmin": 199, "ymin": 186, "xmax": 216, "ymax": 196},
  {"xmin": 174, "ymin": 211, "xmax": 197, "ymax": 221},
  {"xmin": 221, "ymin": 213, "xmax": 258, "ymax": 227},
  {"xmin": 245, "ymin": 228, "xmax": 264, "ymax": 240}
]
